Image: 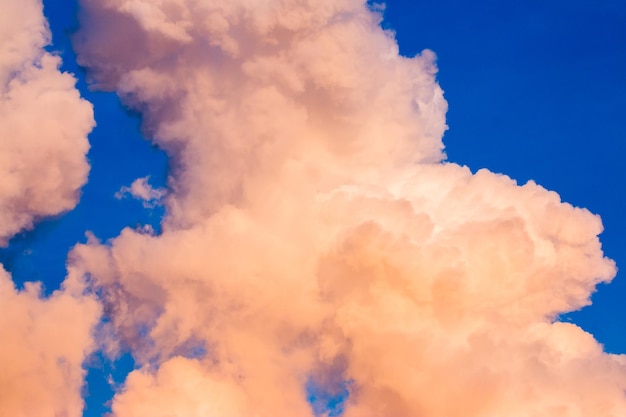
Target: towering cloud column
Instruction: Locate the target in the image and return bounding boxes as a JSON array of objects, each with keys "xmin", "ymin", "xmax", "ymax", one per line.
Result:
[
  {"xmin": 0, "ymin": 1, "xmax": 99, "ymax": 416},
  {"xmin": 73, "ymin": 0, "xmax": 625, "ymax": 416}
]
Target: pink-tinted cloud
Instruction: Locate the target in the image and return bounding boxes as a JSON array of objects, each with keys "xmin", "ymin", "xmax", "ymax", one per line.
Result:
[
  {"xmin": 116, "ymin": 176, "xmax": 166, "ymax": 207},
  {"xmin": 0, "ymin": 267, "xmax": 100, "ymax": 417},
  {"xmin": 0, "ymin": 1, "xmax": 99, "ymax": 415},
  {"xmin": 0, "ymin": 0, "xmax": 94, "ymax": 244},
  {"xmin": 72, "ymin": 0, "xmax": 625, "ymax": 416}
]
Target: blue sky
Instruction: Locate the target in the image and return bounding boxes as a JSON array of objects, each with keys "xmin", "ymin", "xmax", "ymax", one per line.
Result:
[{"xmin": 2, "ymin": 0, "xmax": 625, "ymax": 416}]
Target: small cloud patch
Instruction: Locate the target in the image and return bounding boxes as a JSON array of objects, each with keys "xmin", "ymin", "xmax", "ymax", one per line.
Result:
[{"xmin": 115, "ymin": 176, "xmax": 166, "ymax": 208}]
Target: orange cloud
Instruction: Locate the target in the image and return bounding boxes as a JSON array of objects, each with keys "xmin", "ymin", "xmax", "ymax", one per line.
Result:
[
  {"xmin": 71, "ymin": 1, "xmax": 625, "ymax": 416},
  {"xmin": 0, "ymin": 0, "xmax": 94, "ymax": 244},
  {"xmin": 0, "ymin": 1, "xmax": 98, "ymax": 415},
  {"xmin": 0, "ymin": 266, "xmax": 100, "ymax": 416}
]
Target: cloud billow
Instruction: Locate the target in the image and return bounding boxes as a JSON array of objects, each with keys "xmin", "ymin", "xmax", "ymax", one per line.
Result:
[
  {"xmin": 69, "ymin": 0, "xmax": 625, "ymax": 416},
  {"xmin": 0, "ymin": 1, "xmax": 99, "ymax": 416},
  {"xmin": 0, "ymin": 0, "xmax": 94, "ymax": 244}
]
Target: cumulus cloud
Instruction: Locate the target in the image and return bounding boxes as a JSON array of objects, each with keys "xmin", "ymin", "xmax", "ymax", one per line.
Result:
[
  {"xmin": 0, "ymin": 0, "xmax": 94, "ymax": 245},
  {"xmin": 72, "ymin": 0, "xmax": 625, "ymax": 416},
  {"xmin": 0, "ymin": 1, "xmax": 99, "ymax": 416},
  {"xmin": 0, "ymin": 268, "xmax": 100, "ymax": 417}
]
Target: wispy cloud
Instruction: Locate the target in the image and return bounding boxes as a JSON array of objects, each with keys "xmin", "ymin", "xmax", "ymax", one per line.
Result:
[{"xmin": 116, "ymin": 176, "xmax": 166, "ymax": 208}]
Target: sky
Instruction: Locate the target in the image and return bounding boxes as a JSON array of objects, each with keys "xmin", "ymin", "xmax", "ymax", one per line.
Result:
[{"xmin": 1, "ymin": 0, "xmax": 625, "ymax": 416}]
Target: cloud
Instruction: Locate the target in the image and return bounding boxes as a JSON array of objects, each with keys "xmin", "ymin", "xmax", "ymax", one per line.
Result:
[
  {"xmin": 0, "ymin": 267, "xmax": 100, "ymax": 417},
  {"xmin": 116, "ymin": 176, "xmax": 166, "ymax": 207},
  {"xmin": 0, "ymin": 1, "xmax": 99, "ymax": 416},
  {"xmin": 72, "ymin": 0, "xmax": 625, "ymax": 416},
  {"xmin": 0, "ymin": 0, "xmax": 95, "ymax": 245}
]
